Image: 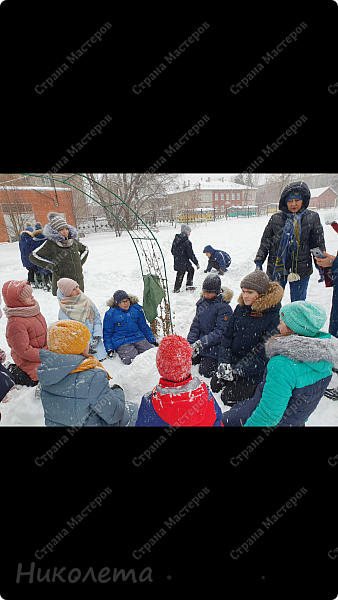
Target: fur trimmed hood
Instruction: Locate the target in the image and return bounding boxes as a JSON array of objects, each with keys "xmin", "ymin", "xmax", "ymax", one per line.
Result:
[
  {"xmin": 106, "ymin": 294, "xmax": 139, "ymax": 308},
  {"xmin": 266, "ymin": 333, "xmax": 338, "ymax": 366},
  {"xmin": 43, "ymin": 223, "xmax": 79, "ymax": 244},
  {"xmin": 199, "ymin": 286, "xmax": 234, "ymax": 303},
  {"xmin": 238, "ymin": 281, "xmax": 284, "ymax": 312}
]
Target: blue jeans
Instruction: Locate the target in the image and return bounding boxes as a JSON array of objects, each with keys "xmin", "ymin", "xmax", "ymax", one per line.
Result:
[{"xmin": 273, "ymin": 275, "xmax": 310, "ymax": 302}]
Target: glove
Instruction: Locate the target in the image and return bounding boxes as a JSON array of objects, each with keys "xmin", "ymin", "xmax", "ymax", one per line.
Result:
[
  {"xmin": 107, "ymin": 349, "xmax": 115, "ymax": 358},
  {"xmin": 152, "ymin": 341, "xmax": 159, "ymax": 347},
  {"xmin": 0, "ymin": 349, "xmax": 6, "ymax": 364},
  {"xmin": 204, "ymin": 269, "xmax": 208, "ymax": 273},
  {"xmin": 88, "ymin": 344, "xmax": 97, "ymax": 354},
  {"xmin": 90, "ymin": 335, "xmax": 101, "ymax": 349},
  {"xmin": 191, "ymin": 339, "xmax": 203, "ymax": 358},
  {"xmin": 196, "ymin": 263, "xmax": 200, "ymax": 270},
  {"xmin": 255, "ymin": 262, "xmax": 263, "ymax": 271},
  {"xmin": 217, "ymin": 363, "xmax": 234, "ymax": 381},
  {"xmin": 324, "ymin": 213, "xmax": 337, "ymax": 225}
]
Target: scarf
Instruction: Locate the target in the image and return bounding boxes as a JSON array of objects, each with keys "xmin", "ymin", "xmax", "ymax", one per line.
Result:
[
  {"xmin": 59, "ymin": 292, "xmax": 96, "ymax": 324},
  {"xmin": 70, "ymin": 355, "xmax": 113, "ymax": 379},
  {"xmin": 3, "ymin": 299, "xmax": 41, "ymax": 318},
  {"xmin": 273, "ymin": 211, "xmax": 305, "ymax": 281},
  {"xmin": 56, "ymin": 238, "xmax": 74, "ymax": 247}
]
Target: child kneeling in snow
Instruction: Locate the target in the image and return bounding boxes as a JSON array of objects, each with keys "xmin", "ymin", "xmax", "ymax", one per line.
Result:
[
  {"xmin": 203, "ymin": 245, "xmax": 231, "ymax": 276},
  {"xmin": 103, "ymin": 290, "xmax": 157, "ymax": 365},
  {"xmin": 38, "ymin": 320, "xmax": 138, "ymax": 427},
  {"xmin": 57, "ymin": 278, "xmax": 107, "ymax": 361},
  {"xmin": 187, "ymin": 274, "xmax": 233, "ymax": 377},
  {"xmin": 222, "ymin": 301, "xmax": 338, "ymax": 427},
  {"xmin": 135, "ymin": 334, "xmax": 224, "ymax": 426},
  {"xmin": 2, "ymin": 280, "xmax": 47, "ymax": 386}
]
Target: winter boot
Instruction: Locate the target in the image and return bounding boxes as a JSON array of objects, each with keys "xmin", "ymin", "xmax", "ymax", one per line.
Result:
[
  {"xmin": 324, "ymin": 387, "xmax": 338, "ymax": 400},
  {"xmin": 186, "ymin": 286, "xmax": 197, "ymax": 291}
]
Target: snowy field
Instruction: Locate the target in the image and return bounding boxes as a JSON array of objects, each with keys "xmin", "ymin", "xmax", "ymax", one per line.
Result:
[{"xmin": 0, "ymin": 210, "xmax": 338, "ymax": 426}]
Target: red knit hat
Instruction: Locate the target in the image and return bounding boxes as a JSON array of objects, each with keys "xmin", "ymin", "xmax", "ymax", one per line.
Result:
[
  {"xmin": 2, "ymin": 280, "xmax": 32, "ymax": 308},
  {"xmin": 156, "ymin": 335, "xmax": 193, "ymax": 382}
]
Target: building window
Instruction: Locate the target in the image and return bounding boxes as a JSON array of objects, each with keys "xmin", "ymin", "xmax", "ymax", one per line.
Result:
[
  {"xmin": 221, "ymin": 193, "xmax": 224, "ymax": 201},
  {"xmin": 215, "ymin": 205, "xmax": 219, "ymax": 212},
  {"xmin": 215, "ymin": 193, "xmax": 218, "ymax": 201},
  {"xmin": 221, "ymin": 205, "xmax": 224, "ymax": 212},
  {"xmin": 237, "ymin": 192, "xmax": 240, "ymax": 200},
  {"xmin": 231, "ymin": 193, "xmax": 235, "ymax": 201},
  {"xmin": 226, "ymin": 193, "xmax": 229, "ymax": 201}
]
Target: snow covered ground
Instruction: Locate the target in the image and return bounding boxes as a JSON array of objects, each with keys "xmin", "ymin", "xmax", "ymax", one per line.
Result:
[{"xmin": 1, "ymin": 210, "xmax": 338, "ymax": 426}]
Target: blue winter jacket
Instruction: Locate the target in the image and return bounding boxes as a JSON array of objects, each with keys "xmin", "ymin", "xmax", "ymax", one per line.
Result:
[
  {"xmin": 31, "ymin": 231, "xmax": 52, "ymax": 274},
  {"xmin": 38, "ymin": 348, "xmax": 136, "ymax": 427},
  {"xmin": 103, "ymin": 294, "xmax": 156, "ymax": 352},
  {"xmin": 19, "ymin": 229, "xmax": 36, "ymax": 269},
  {"xmin": 218, "ymin": 281, "xmax": 284, "ymax": 383},
  {"xmin": 203, "ymin": 245, "xmax": 231, "ymax": 275},
  {"xmin": 187, "ymin": 287, "xmax": 234, "ymax": 359},
  {"xmin": 57, "ymin": 289, "xmax": 107, "ymax": 361},
  {"xmin": 222, "ymin": 332, "xmax": 338, "ymax": 427}
]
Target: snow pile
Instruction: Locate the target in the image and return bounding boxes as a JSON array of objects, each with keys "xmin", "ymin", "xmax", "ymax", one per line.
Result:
[{"xmin": 0, "ymin": 212, "xmax": 338, "ymax": 426}]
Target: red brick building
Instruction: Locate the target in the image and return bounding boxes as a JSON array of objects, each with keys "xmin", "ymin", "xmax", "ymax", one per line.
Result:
[
  {"xmin": 309, "ymin": 187, "xmax": 337, "ymax": 209},
  {"xmin": 0, "ymin": 186, "xmax": 75, "ymax": 242}
]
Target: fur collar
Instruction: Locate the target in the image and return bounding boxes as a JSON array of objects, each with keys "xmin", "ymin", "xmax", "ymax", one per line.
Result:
[
  {"xmin": 199, "ymin": 286, "xmax": 234, "ymax": 303},
  {"xmin": 238, "ymin": 281, "xmax": 284, "ymax": 311},
  {"xmin": 106, "ymin": 294, "xmax": 139, "ymax": 308},
  {"xmin": 266, "ymin": 333, "xmax": 338, "ymax": 364},
  {"xmin": 43, "ymin": 223, "xmax": 79, "ymax": 244}
]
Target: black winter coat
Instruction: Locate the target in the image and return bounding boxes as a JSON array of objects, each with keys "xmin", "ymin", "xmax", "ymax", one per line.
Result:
[
  {"xmin": 255, "ymin": 187, "xmax": 325, "ymax": 279},
  {"xmin": 218, "ymin": 281, "xmax": 284, "ymax": 384},
  {"xmin": 171, "ymin": 233, "xmax": 198, "ymax": 272}
]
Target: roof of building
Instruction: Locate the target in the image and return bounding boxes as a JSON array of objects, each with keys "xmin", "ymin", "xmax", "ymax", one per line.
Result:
[
  {"xmin": 175, "ymin": 179, "xmax": 258, "ymax": 193},
  {"xmin": 0, "ymin": 186, "xmax": 71, "ymax": 191},
  {"xmin": 309, "ymin": 186, "xmax": 336, "ymax": 197}
]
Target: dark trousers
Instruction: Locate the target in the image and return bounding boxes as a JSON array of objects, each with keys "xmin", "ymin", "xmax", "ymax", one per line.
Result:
[
  {"xmin": 174, "ymin": 267, "xmax": 194, "ymax": 291},
  {"xmin": 116, "ymin": 339, "xmax": 154, "ymax": 365},
  {"xmin": 210, "ymin": 373, "xmax": 258, "ymax": 406},
  {"xmin": 192, "ymin": 354, "xmax": 218, "ymax": 378},
  {"xmin": 6, "ymin": 363, "xmax": 38, "ymax": 387}
]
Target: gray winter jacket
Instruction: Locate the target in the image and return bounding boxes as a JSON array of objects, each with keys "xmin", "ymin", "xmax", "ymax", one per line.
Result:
[{"xmin": 37, "ymin": 348, "xmax": 137, "ymax": 427}]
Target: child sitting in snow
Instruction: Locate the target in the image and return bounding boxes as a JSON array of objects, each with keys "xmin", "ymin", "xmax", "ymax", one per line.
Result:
[
  {"xmin": 57, "ymin": 278, "xmax": 107, "ymax": 361},
  {"xmin": 203, "ymin": 245, "xmax": 231, "ymax": 276},
  {"xmin": 38, "ymin": 320, "xmax": 138, "ymax": 427},
  {"xmin": 187, "ymin": 274, "xmax": 233, "ymax": 377},
  {"xmin": 2, "ymin": 280, "xmax": 47, "ymax": 387},
  {"xmin": 135, "ymin": 334, "xmax": 223, "ymax": 426},
  {"xmin": 103, "ymin": 290, "xmax": 157, "ymax": 365}
]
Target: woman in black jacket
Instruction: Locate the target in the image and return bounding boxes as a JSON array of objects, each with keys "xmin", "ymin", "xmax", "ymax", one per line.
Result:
[
  {"xmin": 254, "ymin": 181, "xmax": 326, "ymax": 302},
  {"xmin": 210, "ymin": 270, "xmax": 284, "ymax": 407}
]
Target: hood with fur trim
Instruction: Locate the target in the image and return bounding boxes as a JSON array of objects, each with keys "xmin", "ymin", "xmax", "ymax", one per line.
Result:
[
  {"xmin": 43, "ymin": 223, "xmax": 79, "ymax": 244},
  {"xmin": 266, "ymin": 332, "xmax": 338, "ymax": 366},
  {"xmin": 199, "ymin": 286, "xmax": 233, "ymax": 303},
  {"xmin": 106, "ymin": 294, "xmax": 139, "ymax": 308},
  {"xmin": 238, "ymin": 281, "xmax": 284, "ymax": 312}
]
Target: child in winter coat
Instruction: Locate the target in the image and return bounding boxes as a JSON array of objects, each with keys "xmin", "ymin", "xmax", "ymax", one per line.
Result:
[
  {"xmin": 222, "ymin": 301, "xmax": 338, "ymax": 427},
  {"xmin": 57, "ymin": 278, "xmax": 107, "ymax": 361},
  {"xmin": 135, "ymin": 334, "xmax": 223, "ymax": 426},
  {"xmin": 103, "ymin": 290, "xmax": 157, "ymax": 365},
  {"xmin": 38, "ymin": 320, "xmax": 138, "ymax": 427},
  {"xmin": 30, "ymin": 222, "xmax": 52, "ymax": 290},
  {"xmin": 171, "ymin": 224, "xmax": 200, "ymax": 292},
  {"xmin": 19, "ymin": 223, "xmax": 39, "ymax": 286},
  {"xmin": 187, "ymin": 274, "xmax": 233, "ymax": 377},
  {"xmin": 203, "ymin": 245, "xmax": 231, "ymax": 276},
  {"xmin": 210, "ymin": 270, "xmax": 284, "ymax": 406},
  {"xmin": 2, "ymin": 280, "xmax": 48, "ymax": 386}
]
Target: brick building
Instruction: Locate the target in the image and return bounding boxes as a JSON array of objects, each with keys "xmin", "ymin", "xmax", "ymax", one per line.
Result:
[
  {"xmin": 0, "ymin": 185, "xmax": 74, "ymax": 242},
  {"xmin": 308, "ymin": 187, "xmax": 337, "ymax": 209}
]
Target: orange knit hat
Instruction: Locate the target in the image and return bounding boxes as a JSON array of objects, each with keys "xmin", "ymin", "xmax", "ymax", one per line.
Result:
[{"xmin": 47, "ymin": 320, "xmax": 91, "ymax": 354}]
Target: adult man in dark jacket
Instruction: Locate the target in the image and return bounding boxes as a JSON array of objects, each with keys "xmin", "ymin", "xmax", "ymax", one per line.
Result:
[
  {"xmin": 171, "ymin": 224, "xmax": 199, "ymax": 292},
  {"xmin": 254, "ymin": 181, "xmax": 325, "ymax": 301}
]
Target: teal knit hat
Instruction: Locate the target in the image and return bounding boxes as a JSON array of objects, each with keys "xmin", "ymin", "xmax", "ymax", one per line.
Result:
[{"xmin": 280, "ymin": 301, "xmax": 327, "ymax": 337}]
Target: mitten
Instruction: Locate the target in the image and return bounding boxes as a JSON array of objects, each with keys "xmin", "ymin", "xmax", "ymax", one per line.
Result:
[
  {"xmin": 196, "ymin": 263, "xmax": 200, "ymax": 270},
  {"xmin": 90, "ymin": 335, "xmax": 101, "ymax": 349},
  {"xmin": 255, "ymin": 262, "xmax": 263, "ymax": 271},
  {"xmin": 152, "ymin": 341, "xmax": 159, "ymax": 347},
  {"xmin": 0, "ymin": 349, "xmax": 6, "ymax": 364},
  {"xmin": 324, "ymin": 213, "xmax": 337, "ymax": 225},
  {"xmin": 217, "ymin": 363, "xmax": 234, "ymax": 381},
  {"xmin": 88, "ymin": 345, "xmax": 97, "ymax": 355},
  {"xmin": 107, "ymin": 349, "xmax": 115, "ymax": 358},
  {"xmin": 192, "ymin": 339, "xmax": 203, "ymax": 358}
]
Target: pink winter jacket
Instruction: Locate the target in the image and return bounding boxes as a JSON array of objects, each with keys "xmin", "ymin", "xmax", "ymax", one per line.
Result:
[{"xmin": 2, "ymin": 281, "xmax": 47, "ymax": 380}]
